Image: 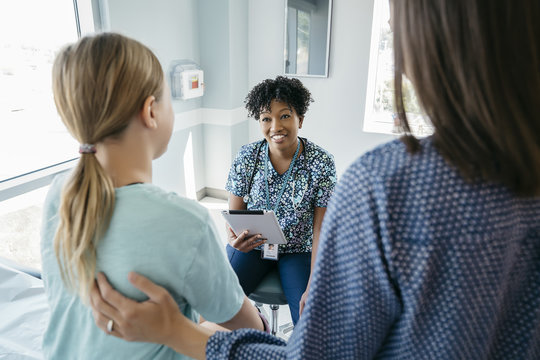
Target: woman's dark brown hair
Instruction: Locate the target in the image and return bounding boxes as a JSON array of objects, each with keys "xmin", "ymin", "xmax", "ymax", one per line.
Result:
[{"xmin": 393, "ymin": 0, "xmax": 540, "ymax": 196}]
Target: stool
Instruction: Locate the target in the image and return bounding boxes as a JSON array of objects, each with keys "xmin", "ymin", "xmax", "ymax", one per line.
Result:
[{"xmin": 248, "ymin": 269, "xmax": 289, "ymax": 336}]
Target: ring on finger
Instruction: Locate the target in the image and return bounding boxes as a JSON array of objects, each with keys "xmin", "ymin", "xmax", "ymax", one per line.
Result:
[{"xmin": 107, "ymin": 319, "xmax": 114, "ymax": 333}]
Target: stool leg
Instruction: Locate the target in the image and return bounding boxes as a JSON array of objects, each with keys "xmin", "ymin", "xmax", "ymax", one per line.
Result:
[{"xmin": 270, "ymin": 304, "xmax": 279, "ymax": 336}]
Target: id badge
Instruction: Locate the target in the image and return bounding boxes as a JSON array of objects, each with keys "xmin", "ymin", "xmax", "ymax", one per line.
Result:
[{"xmin": 262, "ymin": 243, "xmax": 279, "ymax": 261}]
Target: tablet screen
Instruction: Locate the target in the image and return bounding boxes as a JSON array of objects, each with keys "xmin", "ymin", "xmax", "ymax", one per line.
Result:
[{"xmin": 221, "ymin": 210, "xmax": 287, "ymax": 244}]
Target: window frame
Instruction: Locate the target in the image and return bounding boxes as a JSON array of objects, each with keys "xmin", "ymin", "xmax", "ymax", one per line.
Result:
[
  {"xmin": 363, "ymin": 0, "xmax": 434, "ymax": 137},
  {"xmin": 363, "ymin": 0, "xmax": 395, "ymax": 135},
  {"xmin": 0, "ymin": 0, "xmax": 96, "ymax": 202}
]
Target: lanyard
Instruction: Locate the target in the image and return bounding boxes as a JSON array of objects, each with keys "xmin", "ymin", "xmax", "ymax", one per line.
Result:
[
  {"xmin": 244, "ymin": 138, "xmax": 306, "ymax": 204},
  {"xmin": 243, "ymin": 140, "xmax": 265, "ymax": 203},
  {"xmin": 264, "ymin": 139, "xmax": 301, "ymax": 212}
]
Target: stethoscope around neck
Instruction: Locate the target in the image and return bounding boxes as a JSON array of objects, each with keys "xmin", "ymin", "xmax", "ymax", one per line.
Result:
[{"xmin": 243, "ymin": 137, "xmax": 307, "ymax": 210}]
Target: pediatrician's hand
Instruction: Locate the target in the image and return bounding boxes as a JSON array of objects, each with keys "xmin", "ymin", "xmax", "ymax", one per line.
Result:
[
  {"xmin": 89, "ymin": 272, "xmax": 183, "ymax": 345},
  {"xmin": 227, "ymin": 225, "xmax": 266, "ymax": 253}
]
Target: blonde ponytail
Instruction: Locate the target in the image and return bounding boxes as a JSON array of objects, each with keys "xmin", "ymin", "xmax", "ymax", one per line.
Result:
[
  {"xmin": 54, "ymin": 155, "xmax": 115, "ymax": 302},
  {"xmin": 51, "ymin": 33, "xmax": 163, "ymax": 302}
]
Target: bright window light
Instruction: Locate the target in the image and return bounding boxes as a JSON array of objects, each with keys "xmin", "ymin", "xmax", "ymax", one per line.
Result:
[
  {"xmin": 363, "ymin": 0, "xmax": 433, "ymax": 137},
  {"xmin": 0, "ymin": 0, "xmax": 81, "ymax": 183},
  {"xmin": 0, "ymin": 0, "xmax": 95, "ymax": 269}
]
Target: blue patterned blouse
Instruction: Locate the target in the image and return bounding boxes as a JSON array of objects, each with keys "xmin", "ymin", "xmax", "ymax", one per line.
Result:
[
  {"xmin": 226, "ymin": 137, "xmax": 336, "ymax": 254},
  {"xmin": 208, "ymin": 137, "xmax": 540, "ymax": 359}
]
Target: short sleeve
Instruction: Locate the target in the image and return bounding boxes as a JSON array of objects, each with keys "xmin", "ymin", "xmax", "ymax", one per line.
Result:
[
  {"xmin": 181, "ymin": 213, "xmax": 244, "ymax": 323},
  {"xmin": 40, "ymin": 174, "xmax": 66, "ymax": 290},
  {"xmin": 41, "ymin": 174, "xmax": 65, "ymax": 235},
  {"xmin": 225, "ymin": 148, "xmax": 250, "ymax": 198},
  {"xmin": 207, "ymin": 329, "xmax": 287, "ymax": 359},
  {"xmin": 313, "ymin": 153, "xmax": 337, "ymax": 208}
]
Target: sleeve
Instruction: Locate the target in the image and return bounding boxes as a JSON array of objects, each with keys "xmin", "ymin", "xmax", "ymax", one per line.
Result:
[
  {"xmin": 207, "ymin": 330, "xmax": 287, "ymax": 360},
  {"xmin": 225, "ymin": 147, "xmax": 249, "ymax": 198},
  {"xmin": 40, "ymin": 174, "xmax": 66, "ymax": 259},
  {"xmin": 313, "ymin": 152, "xmax": 337, "ymax": 208},
  {"xmin": 204, "ymin": 158, "xmax": 402, "ymax": 359},
  {"xmin": 286, "ymin": 159, "xmax": 402, "ymax": 359},
  {"xmin": 180, "ymin": 212, "xmax": 245, "ymax": 324},
  {"xmin": 40, "ymin": 175, "xmax": 64, "ymax": 290}
]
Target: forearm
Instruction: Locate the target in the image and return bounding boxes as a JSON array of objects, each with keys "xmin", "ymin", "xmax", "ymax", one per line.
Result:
[
  {"xmin": 166, "ymin": 313, "xmax": 214, "ymax": 360},
  {"xmin": 306, "ymin": 232, "xmax": 319, "ymax": 288},
  {"xmin": 308, "ymin": 207, "xmax": 325, "ymax": 285},
  {"xmin": 310, "ymin": 233, "xmax": 319, "ymax": 274},
  {"xmin": 218, "ymin": 296, "xmax": 265, "ymax": 331},
  {"xmin": 173, "ymin": 298, "xmax": 264, "ymax": 358}
]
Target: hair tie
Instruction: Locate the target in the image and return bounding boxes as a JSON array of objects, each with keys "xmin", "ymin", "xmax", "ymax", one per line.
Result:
[{"xmin": 79, "ymin": 144, "xmax": 96, "ymax": 154}]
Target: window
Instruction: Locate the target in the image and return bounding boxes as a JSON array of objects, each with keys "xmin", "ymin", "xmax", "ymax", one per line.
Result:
[
  {"xmin": 1, "ymin": 0, "xmax": 81, "ymax": 184},
  {"xmin": 0, "ymin": 186, "xmax": 50, "ymax": 270},
  {"xmin": 285, "ymin": 5, "xmax": 311, "ymax": 75},
  {"xmin": 295, "ymin": 9, "xmax": 311, "ymax": 74},
  {"xmin": 0, "ymin": 0, "xmax": 95, "ymax": 270},
  {"xmin": 363, "ymin": 0, "xmax": 433, "ymax": 136}
]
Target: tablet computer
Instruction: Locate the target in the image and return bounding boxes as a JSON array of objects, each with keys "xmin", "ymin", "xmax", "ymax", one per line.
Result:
[{"xmin": 221, "ymin": 210, "xmax": 287, "ymax": 245}]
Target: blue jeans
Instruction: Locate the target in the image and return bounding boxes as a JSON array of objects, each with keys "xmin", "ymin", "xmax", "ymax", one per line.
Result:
[{"xmin": 226, "ymin": 244, "xmax": 311, "ymax": 325}]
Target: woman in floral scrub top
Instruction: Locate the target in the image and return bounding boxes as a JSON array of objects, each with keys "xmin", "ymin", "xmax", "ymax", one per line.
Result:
[{"xmin": 225, "ymin": 76, "xmax": 336, "ymax": 324}]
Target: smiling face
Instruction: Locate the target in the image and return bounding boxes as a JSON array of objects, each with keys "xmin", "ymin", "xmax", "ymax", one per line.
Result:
[{"xmin": 259, "ymin": 99, "xmax": 303, "ymax": 154}]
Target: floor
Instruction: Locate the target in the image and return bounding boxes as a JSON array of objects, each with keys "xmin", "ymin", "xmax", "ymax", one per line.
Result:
[{"xmin": 199, "ymin": 197, "xmax": 293, "ymax": 340}]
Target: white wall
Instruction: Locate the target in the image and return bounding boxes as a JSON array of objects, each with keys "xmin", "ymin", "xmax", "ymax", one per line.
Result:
[
  {"xmin": 248, "ymin": 0, "xmax": 394, "ymax": 176},
  {"xmin": 198, "ymin": 0, "xmax": 250, "ymax": 192},
  {"xmin": 106, "ymin": 0, "xmax": 202, "ymax": 113},
  {"xmin": 105, "ymin": 0, "xmax": 397, "ymax": 195},
  {"xmin": 106, "ymin": 0, "xmax": 207, "ymax": 197}
]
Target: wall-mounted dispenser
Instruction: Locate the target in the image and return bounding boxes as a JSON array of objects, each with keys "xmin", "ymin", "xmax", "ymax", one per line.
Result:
[{"xmin": 169, "ymin": 60, "xmax": 204, "ymax": 100}]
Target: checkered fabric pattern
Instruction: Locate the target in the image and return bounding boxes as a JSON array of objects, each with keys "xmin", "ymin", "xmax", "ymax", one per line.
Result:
[{"xmin": 207, "ymin": 137, "xmax": 540, "ymax": 359}]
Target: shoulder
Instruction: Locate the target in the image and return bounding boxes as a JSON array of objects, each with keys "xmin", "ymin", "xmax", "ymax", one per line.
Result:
[
  {"xmin": 339, "ymin": 136, "xmax": 443, "ymax": 196},
  {"xmin": 303, "ymin": 138, "xmax": 335, "ymax": 167},
  {"xmin": 49, "ymin": 171, "xmax": 70, "ymax": 195},
  {"xmin": 41, "ymin": 172, "xmax": 70, "ymax": 249},
  {"xmin": 43, "ymin": 172, "xmax": 70, "ymax": 216},
  {"xmin": 304, "ymin": 138, "xmax": 334, "ymax": 159},
  {"xmin": 358, "ymin": 136, "xmax": 438, "ymax": 175},
  {"xmin": 236, "ymin": 140, "xmax": 265, "ymax": 159},
  {"xmin": 229, "ymin": 141, "xmax": 265, "ymax": 181},
  {"xmin": 116, "ymin": 184, "xmax": 211, "ymax": 226}
]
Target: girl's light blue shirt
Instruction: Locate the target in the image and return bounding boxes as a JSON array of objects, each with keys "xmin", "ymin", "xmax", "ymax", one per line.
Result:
[{"xmin": 41, "ymin": 174, "xmax": 244, "ymax": 360}]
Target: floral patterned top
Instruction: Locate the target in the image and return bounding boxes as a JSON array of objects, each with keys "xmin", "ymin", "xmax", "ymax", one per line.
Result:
[{"xmin": 226, "ymin": 137, "xmax": 337, "ymax": 254}]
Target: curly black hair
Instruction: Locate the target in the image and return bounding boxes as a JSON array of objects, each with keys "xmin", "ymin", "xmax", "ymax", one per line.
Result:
[{"xmin": 244, "ymin": 76, "xmax": 314, "ymax": 120}]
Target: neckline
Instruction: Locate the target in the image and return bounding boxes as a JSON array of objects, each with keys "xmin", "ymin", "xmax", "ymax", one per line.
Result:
[
  {"xmin": 264, "ymin": 139, "xmax": 301, "ymax": 212},
  {"xmin": 116, "ymin": 182, "xmax": 144, "ymax": 189},
  {"xmin": 264, "ymin": 138, "xmax": 306, "ymax": 176}
]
